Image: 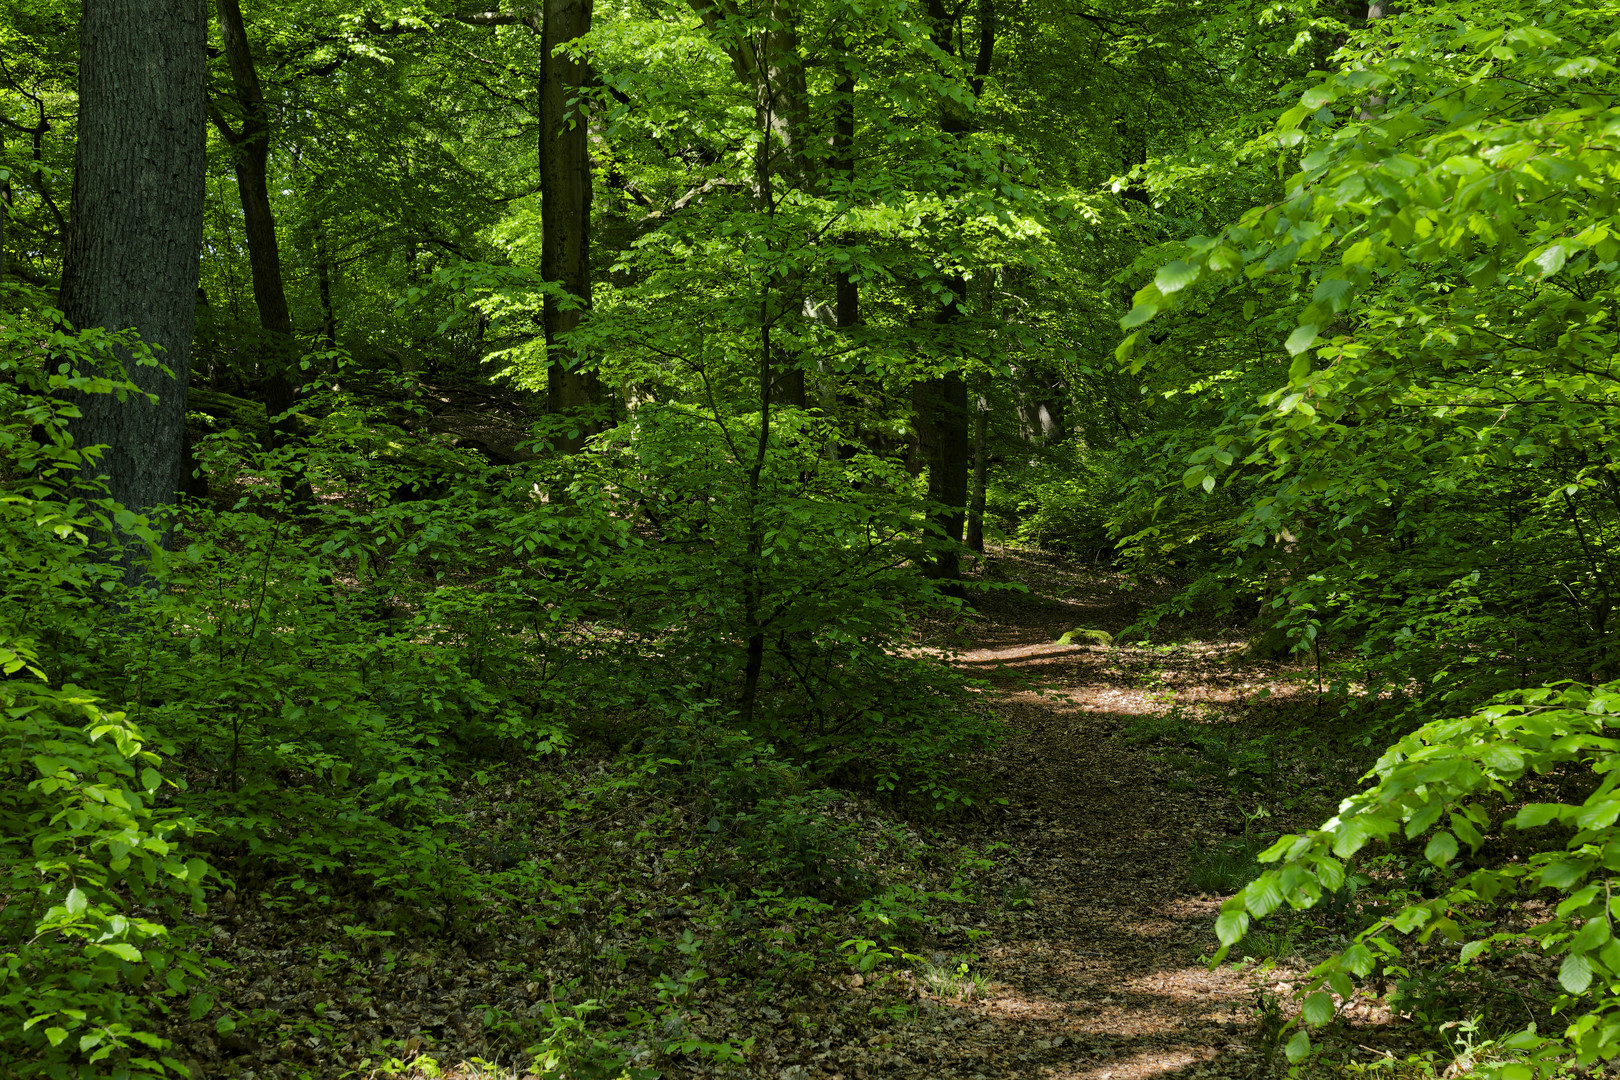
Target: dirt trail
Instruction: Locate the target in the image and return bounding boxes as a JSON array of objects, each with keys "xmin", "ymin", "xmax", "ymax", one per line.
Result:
[{"xmin": 876, "ymin": 557, "xmax": 1271, "ymax": 1079}]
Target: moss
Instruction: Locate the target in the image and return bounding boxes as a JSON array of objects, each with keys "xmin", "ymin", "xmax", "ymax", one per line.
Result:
[{"xmin": 1056, "ymin": 628, "xmax": 1113, "ymax": 648}]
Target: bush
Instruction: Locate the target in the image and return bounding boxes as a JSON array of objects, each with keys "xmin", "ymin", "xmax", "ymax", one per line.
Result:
[
  {"xmin": 0, "ymin": 675, "xmax": 209, "ymax": 1079},
  {"xmin": 1220, "ymin": 680, "xmax": 1620, "ymax": 1076}
]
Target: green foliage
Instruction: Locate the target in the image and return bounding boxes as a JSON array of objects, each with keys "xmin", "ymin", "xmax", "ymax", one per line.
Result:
[
  {"xmin": 1056, "ymin": 627, "xmax": 1113, "ymax": 647},
  {"xmin": 1216, "ymin": 680, "xmax": 1620, "ymax": 1075},
  {"xmin": 1, "ymin": 301, "xmax": 208, "ymax": 1078},
  {"xmin": 984, "ymin": 443, "xmax": 1124, "ymax": 558},
  {"xmin": 0, "ymin": 679, "xmax": 206, "ymax": 1079},
  {"xmin": 1118, "ymin": 0, "xmax": 1620, "ymax": 702}
]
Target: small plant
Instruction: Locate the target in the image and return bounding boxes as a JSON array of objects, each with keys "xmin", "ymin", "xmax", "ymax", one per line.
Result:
[
  {"xmin": 922, "ymin": 957, "xmax": 989, "ymax": 1002},
  {"xmin": 1188, "ymin": 840, "xmax": 1263, "ymax": 895},
  {"xmin": 1001, "ymin": 877, "xmax": 1035, "ymax": 909},
  {"xmin": 1236, "ymin": 927, "xmax": 1296, "ymax": 963}
]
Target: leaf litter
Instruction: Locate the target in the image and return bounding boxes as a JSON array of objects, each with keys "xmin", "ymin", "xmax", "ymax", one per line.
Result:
[{"xmin": 153, "ymin": 546, "xmax": 1407, "ymax": 1079}]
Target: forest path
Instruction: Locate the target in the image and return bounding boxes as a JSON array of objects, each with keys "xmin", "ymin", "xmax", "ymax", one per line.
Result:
[{"xmin": 892, "ymin": 552, "xmax": 1274, "ymax": 1079}]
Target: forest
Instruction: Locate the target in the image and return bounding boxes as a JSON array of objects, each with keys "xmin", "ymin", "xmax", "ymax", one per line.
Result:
[{"xmin": 2, "ymin": 0, "xmax": 1619, "ymax": 1076}]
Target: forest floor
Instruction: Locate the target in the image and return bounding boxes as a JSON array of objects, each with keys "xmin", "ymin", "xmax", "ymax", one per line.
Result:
[
  {"xmin": 176, "ymin": 545, "xmax": 1414, "ymax": 1080},
  {"xmin": 796, "ymin": 547, "xmax": 1333, "ymax": 1080}
]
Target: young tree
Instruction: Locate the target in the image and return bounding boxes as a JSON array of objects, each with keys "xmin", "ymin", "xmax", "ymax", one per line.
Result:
[{"xmin": 59, "ymin": 0, "xmax": 207, "ymax": 562}]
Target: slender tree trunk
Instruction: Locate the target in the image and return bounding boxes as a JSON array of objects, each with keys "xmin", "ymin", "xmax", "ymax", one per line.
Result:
[
  {"xmin": 541, "ymin": 0, "xmax": 600, "ymax": 450},
  {"xmin": 966, "ymin": 394, "xmax": 987, "ymax": 553},
  {"xmin": 0, "ymin": 125, "xmax": 9, "ymax": 290},
  {"xmin": 691, "ymin": 0, "xmax": 811, "ymax": 409},
  {"xmin": 212, "ymin": 0, "xmax": 298, "ymax": 434},
  {"xmin": 831, "ymin": 61, "xmax": 856, "ymax": 331},
  {"xmin": 828, "ymin": 51, "xmax": 863, "ymax": 456},
  {"xmin": 61, "ymin": 0, "xmax": 207, "ymax": 568},
  {"xmin": 315, "ymin": 217, "xmax": 337, "ymax": 351},
  {"xmin": 914, "ymin": 0, "xmax": 993, "ymax": 590}
]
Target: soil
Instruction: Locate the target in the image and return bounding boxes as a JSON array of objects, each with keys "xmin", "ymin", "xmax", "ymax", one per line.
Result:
[{"xmin": 799, "ymin": 550, "xmax": 1282, "ymax": 1080}]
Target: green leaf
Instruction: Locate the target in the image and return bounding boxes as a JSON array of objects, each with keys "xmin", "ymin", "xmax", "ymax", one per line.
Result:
[
  {"xmin": 99, "ymin": 942, "xmax": 142, "ymax": 962},
  {"xmin": 1285, "ymin": 324, "xmax": 1320, "ymax": 357},
  {"xmin": 1534, "ymin": 243, "xmax": 1568, "ymax": 277},
  {"xmin": 1301, "ymin": 991, "xmax": 1335, "ymax": 1026},
  {"xmin": 1514, "ymin": 803, "xmax": 1568, "ymax": 829},
  {"xmin": 1285, "ymin": 1029, "xmax": 1312, "ymax": 1063},
  {"xmin": 1571, "ymin": 917, "xmax": 1611, "ymax": 954},
  {"xmin": 189, "ymin": 994, "xmax": 215, "ymax": 1021},
  {"xmin": 1155, "ymin": 260, "xmax": 1199, "ymax": 294},
  {"xmin": 1480, "ymin": 744, "xmax": 1525, "ymax": 774},
  {"xmin": 1424, "ymin": 831, "xmax": 1459, "ymax": 866},
  {"xmin": 1215, "ymin": 906, "xmax": 1249, "ymax": 944},
  {"xmin": 64, "ymin": 888, "xmax": 87, "ymax": 916},
  {"xmin": 1312, "ymin": 277, "xmax": 1356, "ymax": 311},
  {"xmin": 1301, "ymin": 84, "xmax": 1336, "ymax": 109},
  {"xmin": 1342, "ymin": 942, "xmax": 1376, "ymax": 976},
  {"xmin": 44, "ymin": 1027, "xmax": 68, "ymax": 1047},
  {"xmin": 1542, "ymin": 860, "xmax": 1587, "ymax": 889},
  {"xmin": 1560, "ymin": 951, "xmax": 1594, "ymax": 994},
  {"xmin": 1245, "ymin": 874, "xmax": 1285, "ymax": 918},
  {"xmin": 1120, "ymin": 302, "xmax": 1160, "ymax": 329}
]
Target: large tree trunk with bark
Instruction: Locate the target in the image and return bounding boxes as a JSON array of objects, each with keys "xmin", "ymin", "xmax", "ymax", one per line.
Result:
[
  {"xmin": 541, "ymin": 0, "xmax": 600, "ymax": 450},
  {"xmin": 912, "ymin": 348, "xmax": 971, "ymax": 589},
  {"xmin": 61, "ymin": 0, "xmax": 206, "ymax": 565}
]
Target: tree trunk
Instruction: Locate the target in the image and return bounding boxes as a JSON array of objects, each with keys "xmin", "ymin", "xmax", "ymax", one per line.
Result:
[
  {"xmin": 966, "ymin": 394, "xmax": 987, "ymax": 553},
  {"xmin": 541, "ymin": 0, "xmax": 600, "ymax": 450},
  {"xmin": 315, "ymin": 216, "xmax": 338, "ymax": 350},
  {"xmin": 828, "ymin": 52, "xmax": 863, "ymax": 456},
  {"xmin": 0, "ymin": 125, "xmax": 9, "ymax": 290},
  {"xmin": 212, "ymin": 0, "xmax": 297, "ymax": 434},
  {"xmin": 690, "ymin": 0, "xmax": 811, "ymax": 409},
  {"xmin": 60, "ymin": 0, "xmax": 206, "ymax": 566},
  {"xmin": 912, "ymin": 358, "xmax": 970, "ymax": 589},
  {"xmin": 913, "ymin": 0, "xmax": 992, "ymax": 589}
]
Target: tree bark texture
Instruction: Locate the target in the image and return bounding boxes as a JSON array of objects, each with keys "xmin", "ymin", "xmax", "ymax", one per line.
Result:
[
  {"xmin": 540, "ymin": 0, "xmax": 601, "ymax": 448},
  {"xmin": 60, "ymin": 0, "xmax": 206, "ymax": 542},
  {"xmin": 912, "ymin": 358, "xmax": 970, "ymax": 587},
  {"xmin": 212, "ymin": 0, "xmax": 297, "ymax": 431},
  {"xmin": 315, "ymin": 216, "xmax": 337, "ymax": 350},
  {"xmin": 0, "ymin": 125, "xmax": 9, "ymax": 289}
]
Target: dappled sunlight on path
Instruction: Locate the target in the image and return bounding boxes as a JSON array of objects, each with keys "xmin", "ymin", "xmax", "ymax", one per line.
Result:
[{"xmin": 883, "ymin": 550, "xmax": 1274, "ymax": 1079}]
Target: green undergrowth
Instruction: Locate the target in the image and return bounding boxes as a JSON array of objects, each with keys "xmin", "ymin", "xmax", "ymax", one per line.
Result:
[
  {"xmin": 1118, "ymin": 666, "xmax": 1602, "ymax": 1076},
  {"xmin": 1, "ymin": 327, "xmax": 1006, "ymax": 1078},
  {"xmin": 176, "ymin": 739, "xmax": 1006, "ymax": 1080}
]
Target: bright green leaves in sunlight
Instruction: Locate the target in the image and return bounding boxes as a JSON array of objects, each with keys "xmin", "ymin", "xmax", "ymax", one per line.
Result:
[
  {"xmin": 1214, "ymin": 681, "xmax": 1620, "ymax": 1074},
  {"xmin": 1121, "ymin": 2, "xmax": 1620, "ymax": 1073}
]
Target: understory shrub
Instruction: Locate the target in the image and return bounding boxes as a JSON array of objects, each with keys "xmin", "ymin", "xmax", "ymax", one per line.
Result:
[{"xmin": 1221, "ymin": 680, "xmax": 1620, "ymax": 1076}]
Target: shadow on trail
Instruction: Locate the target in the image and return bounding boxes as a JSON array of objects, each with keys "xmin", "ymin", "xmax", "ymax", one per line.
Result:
[{"xmin": 906, "ymin": 550, "xmax": 1271, "ymax": 1079}]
